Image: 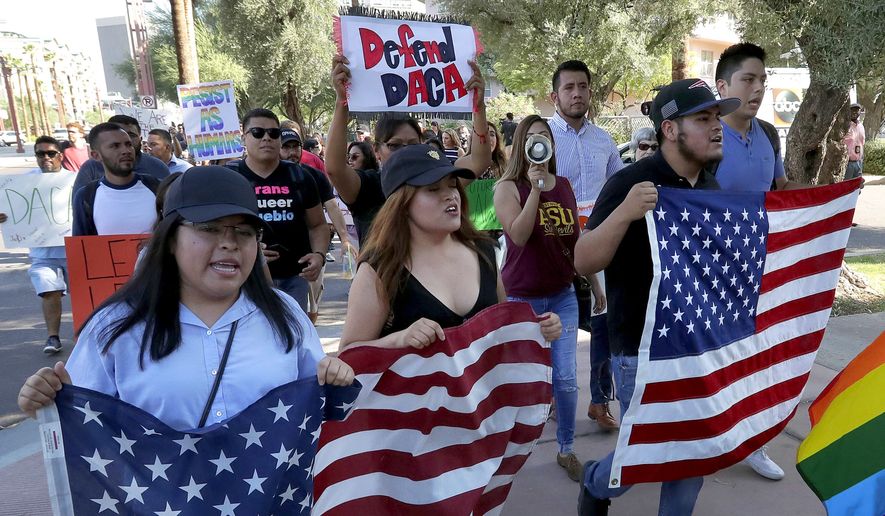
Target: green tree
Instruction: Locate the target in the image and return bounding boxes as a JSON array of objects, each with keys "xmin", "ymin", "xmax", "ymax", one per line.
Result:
[
  {"xmin": 217, "ymin": 0, "xmax": 338, "ymax": 128},
  {"xmin": 739, "ymin": 0, "xmax": 885, "ymax": 183},
  {"xmin": 439, "ymin": 0, "xmax": 717, "ymax": 116},
  {"xmin": 485, "ymin": 91, "xmax": 537, "ymax": 125}
]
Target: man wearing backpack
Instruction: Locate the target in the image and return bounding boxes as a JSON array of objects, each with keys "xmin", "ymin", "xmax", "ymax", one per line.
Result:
[
  {"xmin": 714, "ymin": 43, "xmax": 807, "ymax": 193},
  {"xmin": 226, "ymin": 108, "xmax": 329, "ymax": 312},
  {"xmin": 714, "ymin": 42, "xmax": 804, "ymax": 482}
]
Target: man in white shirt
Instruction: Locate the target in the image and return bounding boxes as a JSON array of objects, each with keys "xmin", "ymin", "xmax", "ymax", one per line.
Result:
[
  {"xmin": 72, "ymin": 123, "xmax": 159, "ymax": 236},
  {"xmin": 549, "ymin": 60, "xmax": 624, "ymax": 431},
  {"xmin": 0, "ymin": 136, "xmax": 74, "ymax": 353}
]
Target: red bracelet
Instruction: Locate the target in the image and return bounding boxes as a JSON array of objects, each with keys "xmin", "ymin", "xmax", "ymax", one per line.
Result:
[{"xmin": 474, "ymin": 129, "xmax": 488, "ymax": 144}]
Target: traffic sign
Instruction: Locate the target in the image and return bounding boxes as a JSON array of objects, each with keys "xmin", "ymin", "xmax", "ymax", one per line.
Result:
[{"xmin": 140, "ymin": 95, "xmax": 157, "ymax": 109}]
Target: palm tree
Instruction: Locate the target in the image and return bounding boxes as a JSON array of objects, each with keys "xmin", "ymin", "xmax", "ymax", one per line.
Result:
[{"xmin": 171, "ymin": 0, "xmax": 199, "ymax": 84}]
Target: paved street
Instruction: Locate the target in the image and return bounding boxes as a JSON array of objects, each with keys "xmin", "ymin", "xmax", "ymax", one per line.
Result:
[{"xmin": 0, "ymin": 150, "xmax": 882, "ymax": 514}]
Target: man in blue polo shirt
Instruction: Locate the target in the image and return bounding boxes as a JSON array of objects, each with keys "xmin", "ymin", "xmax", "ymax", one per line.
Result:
[
  {"xmin": 714, "ymin": 42, "xmax": 805, "ymax": 482},
  {"xmin": 714, "ymin": 43, "xmax": 806, "ymax": 193}
]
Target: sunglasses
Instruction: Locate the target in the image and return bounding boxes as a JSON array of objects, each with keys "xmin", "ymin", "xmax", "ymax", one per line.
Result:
[
  {"xmin": 246, "ymin": 127, "xmax": 282, "ymax": 140},
  {"xmin": 35, "ymin": 150, "xmax": 60, "ymax": 158},
  {"xmin": 346, "ymin": 153, "xmax": 361, "ymax": 161},
  {"xmin": 638, "ymin": 143, "xmax": 659, "ymax": 151}
]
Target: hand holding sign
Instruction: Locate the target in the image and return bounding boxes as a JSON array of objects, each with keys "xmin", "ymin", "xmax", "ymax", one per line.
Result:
[{"xmin": 331, "ymin": 55, "xmax": 352, "ymax": 102}]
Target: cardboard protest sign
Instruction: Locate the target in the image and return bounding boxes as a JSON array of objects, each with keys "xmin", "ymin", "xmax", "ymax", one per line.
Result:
[
  {"xmin": 113, "ymin": 104, "xmax": 178, "ymax": 141},
  {"xmin": 0, "ymin": 172, "xmax": 75, "ymax": 248},
  {"xmin": 465, "ymin": 178, "xmax": 501, "ymax": 230},
  {"xmin": 64, "ymin": 235, "xmax": 148, "ymax": 330},
  {"xmin": 334, "ymin": 15, "xmax": 483, "ymax": 113},
  {"xmin": 177, "ymin": 80, "xmax": 243, "ymax": 161}
]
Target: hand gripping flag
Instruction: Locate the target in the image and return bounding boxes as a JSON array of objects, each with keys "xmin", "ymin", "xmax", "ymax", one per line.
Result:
[
  {"xmin": 312, "ymin": 301, "xmax": 552, "ymax": 515},
  {"xmin": 609, "ymin": 178, "xmax": 862, "ymax": 487},
  {"xmin": 38, "ymin": 377, "xmax": 359, "ymax": 515},
  {"xmin": 798, "ymin": 331, "xmax": 885, "ymax": 516}
]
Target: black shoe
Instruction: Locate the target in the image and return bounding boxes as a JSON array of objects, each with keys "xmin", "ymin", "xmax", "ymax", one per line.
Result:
[
  {"xmin": 43, "ymin": 336, "xmax": 62, "ymax": 354},
  {"xmin": 578, "ymin": 461, "xmax": 611, "ymax": 516}
]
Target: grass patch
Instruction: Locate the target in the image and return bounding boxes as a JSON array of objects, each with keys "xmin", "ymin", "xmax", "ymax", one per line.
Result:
[{"xmin": 832, "ymin": 253, "xmax": 885, "ymax": 316}]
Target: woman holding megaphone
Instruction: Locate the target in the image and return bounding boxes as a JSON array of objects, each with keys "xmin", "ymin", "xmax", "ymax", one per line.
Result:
[{"xmin": 493, "ymin": 115, "xmax": 584, "ymax": 482}]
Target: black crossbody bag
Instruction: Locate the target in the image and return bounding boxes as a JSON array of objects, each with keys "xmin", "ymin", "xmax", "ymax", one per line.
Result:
[{"xmin": 197, "ymin": 320, "xmax": 239, "ymax": 428}]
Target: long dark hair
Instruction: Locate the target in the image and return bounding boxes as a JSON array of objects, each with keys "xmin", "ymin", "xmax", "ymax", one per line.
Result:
[
  {"xmin": 79, "ymin": 213, "xmax": 301, "ymax": 367},
  {"xmin": 347, "ymin": 140, "xmax": 379, "ymax": 171},
  {"xmin": 359, "ymin": 181, "xmax": 492, "ymax": 307}
]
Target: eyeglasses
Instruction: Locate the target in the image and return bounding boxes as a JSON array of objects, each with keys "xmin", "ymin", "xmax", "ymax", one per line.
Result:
[
  {"xmin": 638, "ymin": 143, "xmax": 659, "ymax": 152},
  {"xmin": 181, "ymin": 221, "xmax": 262, "ymax": 243},
  {"xmin": 346, "ymin": 153, "xmax": 361, "ymax": 162},
  {"xmin": 383, "ymin": 141, "xmax": 419, "ymax": 153},
  {"xmin": 246, "ymin": 127, "xmax": 282, "ymax": 140},
  {"xmin": 35, "ymin": 150, "xmax": 60, "ymax": 158}
]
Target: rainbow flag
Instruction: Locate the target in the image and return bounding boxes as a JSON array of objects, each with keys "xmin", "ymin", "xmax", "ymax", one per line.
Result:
[{"xmin": 797, "ymin": 331, "xmax": 885, "ymax": 516}]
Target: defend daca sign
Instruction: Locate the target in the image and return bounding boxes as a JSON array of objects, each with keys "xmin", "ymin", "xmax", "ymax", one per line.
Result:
[{"xmin": 334, "ymin": 15, "xmax": 483, "ymax": 113}]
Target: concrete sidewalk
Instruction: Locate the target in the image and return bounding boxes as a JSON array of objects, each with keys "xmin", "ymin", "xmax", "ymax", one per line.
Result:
[{"xmin": 0, "ymin": 275, "xmax": 882, "ymax": 515}]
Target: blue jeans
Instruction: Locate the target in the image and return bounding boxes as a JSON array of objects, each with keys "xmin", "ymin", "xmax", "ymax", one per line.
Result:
[
  {"xmin": 583, "ymin": 354, "xmax": 704, "ymax": 515},
  {"xmin": 508, "ymin": 286, "xmax": 578, "ymax": 453},
  {"xmin": 273, "ymin": 275, "xmax": 310, "ymax": 313},
  {"xmin": 589, "ymin": 314, "xmax": 613, "ymax": 404}
]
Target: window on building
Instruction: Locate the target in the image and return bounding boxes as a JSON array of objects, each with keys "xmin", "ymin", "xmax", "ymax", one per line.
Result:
[{"xmin": 701, "ymin": 50, "xmax": 715, "ymax": 78}]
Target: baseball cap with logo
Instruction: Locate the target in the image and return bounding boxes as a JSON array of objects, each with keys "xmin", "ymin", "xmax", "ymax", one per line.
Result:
[
  {"xmin": 649, "ymin": 79, "xmax": 741, "ymax": 130},
  {"xmin": 281, "ymin": 129, "xmax": 301, "ymax": 144},
  {"xmin": 381, "ymin": 144, "xmax": 474, "ymax": 197}
]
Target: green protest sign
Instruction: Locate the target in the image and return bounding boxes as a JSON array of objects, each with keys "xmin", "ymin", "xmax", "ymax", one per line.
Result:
[{"xmin": 465, "ymin": 179, "xmax": 501, "ymax": 230}]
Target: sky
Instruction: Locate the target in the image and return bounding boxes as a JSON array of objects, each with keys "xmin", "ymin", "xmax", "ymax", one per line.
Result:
[{"xmin": 0, "ymin": 0, "xmax": 170, "ymax": 93}]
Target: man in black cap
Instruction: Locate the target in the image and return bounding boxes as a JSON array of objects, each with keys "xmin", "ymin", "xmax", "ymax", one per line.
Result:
[{"xmin": 573, "ymin": 78, "xmax": 740, "ymax": 516}]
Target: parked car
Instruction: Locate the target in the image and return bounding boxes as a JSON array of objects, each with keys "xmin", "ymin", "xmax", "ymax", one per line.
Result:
[
  {"xmin": 52, "ymin": 128, "xmax": 68, "ymax": 140},
  {"xmin": 0, "ymin": 131, "xmax": 24, "ymax": 146}
]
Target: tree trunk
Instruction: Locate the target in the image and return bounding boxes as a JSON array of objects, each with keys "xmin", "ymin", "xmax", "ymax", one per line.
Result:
[
  {"xmin": 782, "ymin": 81, "xmax": 848, "ymax": 184},
  {"xmin": 671, "ymin": 39, "xmax": 687, "ymax": 81},
  {"xmin": 16, "ymin": 72, "xmax": 31, "ymax": 137},
  {"xmin": 283, "ymin": 80, "xmax": 304, "ymax": 131},
  {"xmin": 50, "ymin": 65, "xmax": 67, "ymax": 126},
  {"xmin": 818, "ymin": 96, "xmax": 851, "ymax": 185},
  {"xmin": 35, "ymin": 78, "xmax": 52, "ymax": 134},
  {"xmin": 22, "ymin": 73, "xmax": 38, "ymax": 137},
  {"xmin": 185, "ymin": 0, "xmax": 200, "ymax": 82},
  {"xmin": 171, "ymin": 0, "xmax": 198, "ymax": 84},
  {"xmin": 857, "ymin": 82, "xmax": 884, "ymax": 139}
]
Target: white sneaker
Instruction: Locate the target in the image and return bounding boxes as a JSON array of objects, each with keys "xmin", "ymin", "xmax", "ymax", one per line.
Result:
[{"xmin": 744, "ymin": 448, "xmax": 784, "ymax": 480}]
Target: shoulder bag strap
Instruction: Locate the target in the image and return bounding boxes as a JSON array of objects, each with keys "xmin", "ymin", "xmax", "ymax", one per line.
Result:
[{"xmin": 198, "ymin": 319, "xmax": 239, "ymax": 428}]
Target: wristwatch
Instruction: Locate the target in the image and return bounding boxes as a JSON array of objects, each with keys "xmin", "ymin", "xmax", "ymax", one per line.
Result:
[{"xmin": 312, "ymin": 251, "xmax": 327, "ymax": 266}]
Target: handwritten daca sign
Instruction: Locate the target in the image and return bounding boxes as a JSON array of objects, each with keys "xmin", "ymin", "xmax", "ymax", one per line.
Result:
[
  {"xmin": 177, "ymin": 80, "xmax": 243, "ymax": 160},
  {"xmin": 0, "ymin": 172, "xmax": 74, "ymax": 248},
  {"xmin": 334, "ymin": 15, "xmax": 482, "ymax": 113}
]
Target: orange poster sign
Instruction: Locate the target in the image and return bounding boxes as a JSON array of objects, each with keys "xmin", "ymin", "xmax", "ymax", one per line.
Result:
[{"xmin": 64, "ymin": 235, "xmax": 149, "ymax": 331}]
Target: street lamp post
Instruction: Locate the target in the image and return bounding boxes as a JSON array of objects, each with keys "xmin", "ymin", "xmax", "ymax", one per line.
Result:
[{"xmin": 0, "ymin": 56, "xmax": 25, "ymax": 153}]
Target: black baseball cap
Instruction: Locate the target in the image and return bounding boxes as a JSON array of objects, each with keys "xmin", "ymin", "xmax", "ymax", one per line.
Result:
[
  {"xmin": 650, "ymin": 78, "xmax": 741, "ymax": 130},
  {"xmin": 163, "ymin": 166, "xmax": 263, "ymax": 225},
  {"xmin": 381, "ymin": 144, "xmax": 474, "ymax": 197},
  {"xmin": 281, "ymin": 129, "xmax": 301, "ymax": 144}
]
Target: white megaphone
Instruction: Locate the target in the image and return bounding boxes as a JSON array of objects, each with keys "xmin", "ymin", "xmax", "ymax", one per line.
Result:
[{"xmin": 525, "ymin": 134, "xmax": 553, "ymax": 188}]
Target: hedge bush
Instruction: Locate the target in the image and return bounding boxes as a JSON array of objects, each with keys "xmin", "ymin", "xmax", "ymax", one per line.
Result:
[{"xmin": 863, "ymin": 139, "xmax": 885, "ymax": 176}]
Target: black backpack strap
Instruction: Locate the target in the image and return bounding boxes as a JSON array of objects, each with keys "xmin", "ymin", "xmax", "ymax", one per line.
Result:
[{"xmin": 757, "ymin": 119, "xmax": 781, "ymax": 157}]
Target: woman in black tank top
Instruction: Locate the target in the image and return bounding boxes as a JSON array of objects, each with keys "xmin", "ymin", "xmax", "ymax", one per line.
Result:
[{"xmin": 338, "ymin": 144, "xmax": 562, "ymax": 352}]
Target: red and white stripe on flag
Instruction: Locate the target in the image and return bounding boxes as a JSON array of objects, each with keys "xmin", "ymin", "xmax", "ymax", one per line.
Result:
[
  {"xmin": 312, "ymin": 301, "xmax": 552, "ymax": 515},
  {"xmin": 610, "ymin": 178, "xmax": 862, "ymax": 486}
]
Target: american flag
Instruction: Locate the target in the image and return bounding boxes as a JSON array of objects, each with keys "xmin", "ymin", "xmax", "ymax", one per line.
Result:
[
  {"xmin": 610, "ymin": 178, "xmax": 862, "ymax": 487},
  {"xmin": 312, "ymin": 301, "xmax": 551, "ymax": 515},
  {"xmin": 38, "ymin": 377, "xmax": 359, "ymax": 515}
]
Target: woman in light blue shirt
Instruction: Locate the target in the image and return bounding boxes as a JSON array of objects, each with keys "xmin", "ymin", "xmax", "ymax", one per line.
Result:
[{"xmin": 18, "ymin": 166, "xmax": 354, "ymax": 430}]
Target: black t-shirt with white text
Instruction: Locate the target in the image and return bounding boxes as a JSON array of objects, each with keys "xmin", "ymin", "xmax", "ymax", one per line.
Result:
[{"xmin": 227, "ymin": 160, "xmax": 320, "ymax": 278}]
